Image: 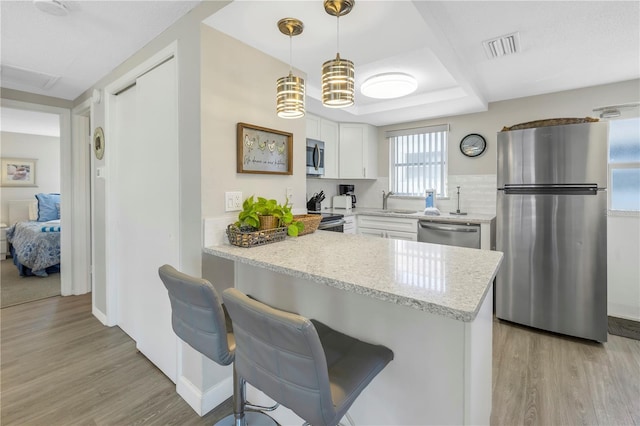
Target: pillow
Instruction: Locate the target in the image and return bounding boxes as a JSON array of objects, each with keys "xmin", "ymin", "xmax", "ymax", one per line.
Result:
[{"xmin": 35, "ymin": 193, "xmax": 61, "ymax": 222}]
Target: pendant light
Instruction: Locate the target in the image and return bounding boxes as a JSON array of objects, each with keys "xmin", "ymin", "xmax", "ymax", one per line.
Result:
[
  {"xmin": 322, "ymin": 0, "xmax": 355, "ymax": 108},
  {"xmin": 276, "ymin": 18, "xmax": 305, "ymax": 119}
]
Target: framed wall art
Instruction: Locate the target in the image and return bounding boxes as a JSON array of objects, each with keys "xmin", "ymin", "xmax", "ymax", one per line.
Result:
[
  {"xmin": 1, "ymin": 157, "xmax": 37, "ymax": 187},
  {"xmin": 237, "ymin": 122, "xmax": 293, "ymax": 175}
]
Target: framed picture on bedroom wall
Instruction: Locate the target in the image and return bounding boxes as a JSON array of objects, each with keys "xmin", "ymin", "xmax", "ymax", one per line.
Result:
[{"xmin": 1, "ymin": 157, "xmax": 37, "ymax": 187}]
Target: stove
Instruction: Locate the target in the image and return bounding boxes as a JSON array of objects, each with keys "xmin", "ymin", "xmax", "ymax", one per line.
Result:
[{"xmin": 308, "ymin": 212, "xmax": 345, "ymax": 232}]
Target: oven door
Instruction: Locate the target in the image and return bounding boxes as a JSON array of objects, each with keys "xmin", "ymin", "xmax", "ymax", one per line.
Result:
[
  {"xmin": 318, "ymin": 219, "xmax": 344, "ymax": 233},
  {"xmin": 306, "ymin": 139, "xmax": 325, "ymax": 176}
]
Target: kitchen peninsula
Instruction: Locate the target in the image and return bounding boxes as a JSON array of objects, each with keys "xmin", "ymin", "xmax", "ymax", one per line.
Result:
[{"xmin": 204, "ymin": 231, "xmax": 503, "ymax": 425}]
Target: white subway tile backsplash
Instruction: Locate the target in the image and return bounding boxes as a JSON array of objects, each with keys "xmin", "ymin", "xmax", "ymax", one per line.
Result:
[{"xmin": 306, "ymin": 175, "xmax": 497, "ymax": 215}]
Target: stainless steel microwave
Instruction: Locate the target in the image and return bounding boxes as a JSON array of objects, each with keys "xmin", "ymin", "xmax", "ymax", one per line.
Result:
[{"xmin": 306, "ymin": 138, "xmax": 325, "ymax": 176}]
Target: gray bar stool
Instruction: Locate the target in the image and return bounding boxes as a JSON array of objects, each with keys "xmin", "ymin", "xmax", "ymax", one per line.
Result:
[
  {"xmin": 158, "ymin": 265, "xmax": 278, "ymax": 426},
  {"xmin": 222, "ymin": 288, "xmax": 394, "ymax": 426}
]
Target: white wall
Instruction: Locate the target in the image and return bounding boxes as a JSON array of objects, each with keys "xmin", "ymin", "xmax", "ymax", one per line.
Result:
[
  {"xmin": 379, "ymin": 79, "xmax": 640, "ymax": 177},
  {"xmin": 75, "ymin": 1, "xmax": 230, "ymax": 319},
  {"xmin": 0, "ymin": 131, "xmax": 60, "ymax": 223},
  {"xmin": 315, "ymin": 79, "xmax": 640, "ymax": 321}
]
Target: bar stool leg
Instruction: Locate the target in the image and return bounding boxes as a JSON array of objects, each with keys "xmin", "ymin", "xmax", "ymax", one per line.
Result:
[{"xmin": 215, "ymin": 365, "xmax": 278, "ymax": 426}]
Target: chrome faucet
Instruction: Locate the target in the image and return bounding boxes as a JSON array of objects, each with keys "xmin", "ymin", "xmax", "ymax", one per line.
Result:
[{"xmin": 382, "ymin": 190, "xmax": 393, "ymax": 210}]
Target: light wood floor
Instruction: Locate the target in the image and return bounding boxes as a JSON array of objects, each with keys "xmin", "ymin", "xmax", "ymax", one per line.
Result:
[{"xmin": 2, "ymin": 294, "xmax": 639, "ymax": 425}]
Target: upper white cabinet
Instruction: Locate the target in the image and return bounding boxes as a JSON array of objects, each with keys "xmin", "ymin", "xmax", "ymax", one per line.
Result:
[
  {"xmin": 306, "ymin": 114, "xmax": 339, "ymax": 179},
  {"xmin": 339, "ymin": 123, "xmax": 378, "ymax": 179},
  {"xmin": 306, "ymin": 114, "xmax": 321, "ymax": 139}
]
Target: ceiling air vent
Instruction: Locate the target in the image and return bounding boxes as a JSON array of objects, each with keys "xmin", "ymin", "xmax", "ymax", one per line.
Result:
[
  {"xmin": 0, "ymin": 64, "xmax": 61, "ymax": 90},
  {"xmin": 482, "ymin": 32, "xmax": 520, "ymax": 59}
]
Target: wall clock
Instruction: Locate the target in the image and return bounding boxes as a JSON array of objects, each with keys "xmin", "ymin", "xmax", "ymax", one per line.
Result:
[
  {"xmin": 94, "ymin": 127, "xmax": 105, "ymax": 160},
  {"xmin": 460, "ymin": 133, "xmax": 486, "ymax": 158}
]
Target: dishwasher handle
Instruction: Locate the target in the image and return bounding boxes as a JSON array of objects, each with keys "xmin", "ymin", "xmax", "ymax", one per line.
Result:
[{"xmin": 419, "ymin": 222, "xmax": 479, "ymax": 233}]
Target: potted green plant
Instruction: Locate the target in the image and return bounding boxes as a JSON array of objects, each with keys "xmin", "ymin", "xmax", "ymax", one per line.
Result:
[{"xmin": 235, "ymin": 195, "xmax": 303, "ymax": 237}]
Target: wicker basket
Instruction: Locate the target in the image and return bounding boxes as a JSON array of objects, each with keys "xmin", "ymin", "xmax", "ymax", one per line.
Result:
[
  {"xmin": 501, "ymin": 117, "xmax": 599, "ymax": 132},
  {"xmin": 294, "ymin": 214, "xmax": 322, "ymax": 236},
  {"xmin": 226, "ymin": 224, "xmax": 287, "ymax": 248}
]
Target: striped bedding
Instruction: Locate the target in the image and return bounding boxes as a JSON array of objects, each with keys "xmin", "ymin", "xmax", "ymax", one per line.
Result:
[{"xmin": 6, "ymin": 220, "xmax": 61, "ymax": 277}]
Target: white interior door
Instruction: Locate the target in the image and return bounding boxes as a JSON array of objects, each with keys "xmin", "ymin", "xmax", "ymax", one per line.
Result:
[{"xmin": 113, "ymin": 58, "xmax": 179, "ymax": 381}]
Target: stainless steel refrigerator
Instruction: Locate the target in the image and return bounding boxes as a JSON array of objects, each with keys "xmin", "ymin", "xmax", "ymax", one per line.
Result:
[{"xmin": 496, "ymin": 121, "xmax": 608, "ymax": 342}]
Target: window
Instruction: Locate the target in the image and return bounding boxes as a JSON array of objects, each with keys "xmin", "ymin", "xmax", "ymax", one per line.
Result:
[
  {"xmin": 387, "ymin": 124, "xmax": 448, "ymax": 197},
  {"xmin": 609, "ymin": 117, "xmax": 640, "ymax": 212}
]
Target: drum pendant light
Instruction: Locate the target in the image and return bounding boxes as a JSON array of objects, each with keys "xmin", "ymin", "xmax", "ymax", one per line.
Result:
[
  {"xmin": 322, "ymin": 0, "xmax": 355, "ymax": 108},
  {"xmin": 276, "ymin": 18, "xmax": 305, "ymax": 119}
]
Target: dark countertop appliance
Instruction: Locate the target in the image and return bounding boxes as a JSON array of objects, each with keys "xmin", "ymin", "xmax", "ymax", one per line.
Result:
[{"xmin": 339, "ymin": 184, "xmax": 356, "ymax": 208}]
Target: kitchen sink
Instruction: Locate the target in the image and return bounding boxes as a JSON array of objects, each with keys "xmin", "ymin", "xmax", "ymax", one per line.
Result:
[{"xmin": 387, "ymin": 209, "xmax": 419, "ymax": 214}]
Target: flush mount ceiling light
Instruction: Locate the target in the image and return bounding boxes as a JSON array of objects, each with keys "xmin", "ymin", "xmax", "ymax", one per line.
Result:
[
  {"xmin": 361, "ymin": 73, "xmax": 418, "ymax": 99},
  {"xmin": 33, "ymin": 0, "xmax": 69, "ymax": 16},
  {"xmin": 322, "ymin": 0, "xmax": 355, "ymax": 108},
  {"xmin": 276, "ymin": 18, "xmax": 305, "ymax": 119}
]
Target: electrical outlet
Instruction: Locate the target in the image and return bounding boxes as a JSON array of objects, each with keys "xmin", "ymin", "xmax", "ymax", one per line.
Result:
[
  {"xmin": 286, "ymin": 187, "xmax": 293, "ymax": 201},
  {"xmin": 225, "ymin": 191, "xmax": 243, "ymax": 212}
]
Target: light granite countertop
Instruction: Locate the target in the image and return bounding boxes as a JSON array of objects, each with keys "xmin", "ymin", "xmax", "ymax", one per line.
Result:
[
  {"xmin": 204, "ymin": 231, "xmax": 503, "ymax": 322},
  {"xmin": 322, "ymin": 207, "xmax": 495, "ymax": 223}
]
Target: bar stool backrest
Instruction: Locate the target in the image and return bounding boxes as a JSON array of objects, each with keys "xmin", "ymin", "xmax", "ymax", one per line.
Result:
[
  {"xmin": 222, "ymin": 288, "xmax": 336, "ymax": 426},
  {"xmin": 158, "ymin": 264, "xmax": 234, "ymax": 366}
]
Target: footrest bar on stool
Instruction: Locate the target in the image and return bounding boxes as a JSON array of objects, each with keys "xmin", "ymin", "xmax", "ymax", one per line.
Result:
[{"xmin": 246, "ymin": 402, "xmax": 280, "ymax": 412}]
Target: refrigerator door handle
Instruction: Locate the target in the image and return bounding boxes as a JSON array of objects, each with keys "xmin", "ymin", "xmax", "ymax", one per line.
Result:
[{"xmin": 503, "ymin": 184, "xmax": 599, "ymax": 195}]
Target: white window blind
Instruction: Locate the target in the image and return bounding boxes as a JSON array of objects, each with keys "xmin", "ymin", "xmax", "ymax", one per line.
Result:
[
  {"xmin": 609, "ymin": 117, "xmax": 640, "ymax": 212},
  {"xmin": 387, "ymin": 124, "xmax": 449, "ymax": 197}
]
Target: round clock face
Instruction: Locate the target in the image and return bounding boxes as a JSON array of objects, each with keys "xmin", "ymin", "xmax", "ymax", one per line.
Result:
[
  {"xmin": 94, "ymin": 127, "xmax": 105, "ymax": 160},
  {"xmin": 460, "ymin": 134, "xmax": 486, "ymax": 157}
]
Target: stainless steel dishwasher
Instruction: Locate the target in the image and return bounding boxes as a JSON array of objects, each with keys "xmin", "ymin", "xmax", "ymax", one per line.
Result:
[{"xmin": 418, "ymin": 220, "xmax": 481, "ymax": 249}]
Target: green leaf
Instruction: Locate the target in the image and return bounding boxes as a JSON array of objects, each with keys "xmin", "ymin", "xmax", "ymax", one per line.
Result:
[{"xmin": 287, "ymin": 223, "xmax": 299, "ymax": 237}]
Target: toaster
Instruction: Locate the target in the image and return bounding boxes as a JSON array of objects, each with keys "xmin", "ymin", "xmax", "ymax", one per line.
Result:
[{"xmin": 332, "ymin": 195, "xmax": 352, "ymax": 210}]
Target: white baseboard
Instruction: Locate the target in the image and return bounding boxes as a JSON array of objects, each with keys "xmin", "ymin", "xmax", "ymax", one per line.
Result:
[
  {"xmin": 608, "ymin": 303, "xmax": 640, "ymax": 322},
  {"xmin": 92, "ymin": 306, "xmax": 108, "ymax": 325},
  {"xmin": 177, "ymin": 374, "xmax": 233, "ymax": 416}
]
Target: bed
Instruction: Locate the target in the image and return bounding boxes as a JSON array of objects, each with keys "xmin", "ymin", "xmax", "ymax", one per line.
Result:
[{"xmin": 6, "ymin": 195, "xmax": 61, "ymax": 277}]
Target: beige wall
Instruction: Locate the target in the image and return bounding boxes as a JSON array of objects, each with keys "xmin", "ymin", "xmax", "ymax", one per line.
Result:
[
  {"xmin": 378, "ymin": 79, "xmax": 640, "ymax": 177},
  {"xmin": 200, "ymin": 27, "xmax": 307, "ymax": 218},
  {"xmin": 0, "ymin": 131, "xmax": 60, "ymax": 223}
]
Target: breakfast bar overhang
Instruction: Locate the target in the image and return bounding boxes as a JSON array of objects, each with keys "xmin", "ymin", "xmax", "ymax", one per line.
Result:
[{"xmin": 204, "ymin": 231, "xmax": 503, "ymax": 425}]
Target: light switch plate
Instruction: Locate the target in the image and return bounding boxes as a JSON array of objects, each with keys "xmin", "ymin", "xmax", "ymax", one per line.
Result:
[
  {"xmin": 286, "ymin": 187, "xmax": 293, "ymax": 202},
  {"xmin": 225, "ymin": 191, "xmax": 242, "ymax": 212}
]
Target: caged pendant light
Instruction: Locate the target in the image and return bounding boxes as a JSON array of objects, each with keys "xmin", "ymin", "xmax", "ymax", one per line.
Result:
[
  {"xmin": 322, "ymin": 0, "xmax": 355, "ymax": 108},
  {"xmin": 276, "ymin": 18, "xmax": 305, "ymax": 119}
]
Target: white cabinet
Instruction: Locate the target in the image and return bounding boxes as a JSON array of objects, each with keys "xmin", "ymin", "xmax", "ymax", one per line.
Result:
[
  {"xmin": 306, "ymin": 114, "xmax": 340, "ymax": 179},
  {"xmin": 357, "ymin": 215, "xmax": 417, "ymax": 241},
  {"xmin": 339, "ymin": 123, "xmax": 378, "ymax": 179},
  {"xmin": 343, "ymin": 215, "xmax": 356, "ymax": 234},
  {"xmin": 306, "ymin": 114, "xmax": 321, "ymax": 139}
]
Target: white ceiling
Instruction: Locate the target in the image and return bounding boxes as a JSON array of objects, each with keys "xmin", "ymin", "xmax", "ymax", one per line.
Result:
[
  {"xmin": 0, "ymin": 0, "xmax": 200, "ymax": 100},
  {"xmin": 205, "ymin": 0, "xmax": 640, "ymax": 126},
  {"xmin": 1, "ymin": 0, "xmax": 638, "ymax": 130}
]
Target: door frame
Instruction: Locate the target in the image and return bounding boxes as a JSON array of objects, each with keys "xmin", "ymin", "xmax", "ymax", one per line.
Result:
[
  {"xmin": 103, "ymin": 41, "xmax": 178, "ymax": 326},
  {"xmin": 71, "ymin": 98, "xmax": 92, "ymax": 296},
  {"xmin": 1, "ymin": 98, "xmax": 74, "ymax": 295}
]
